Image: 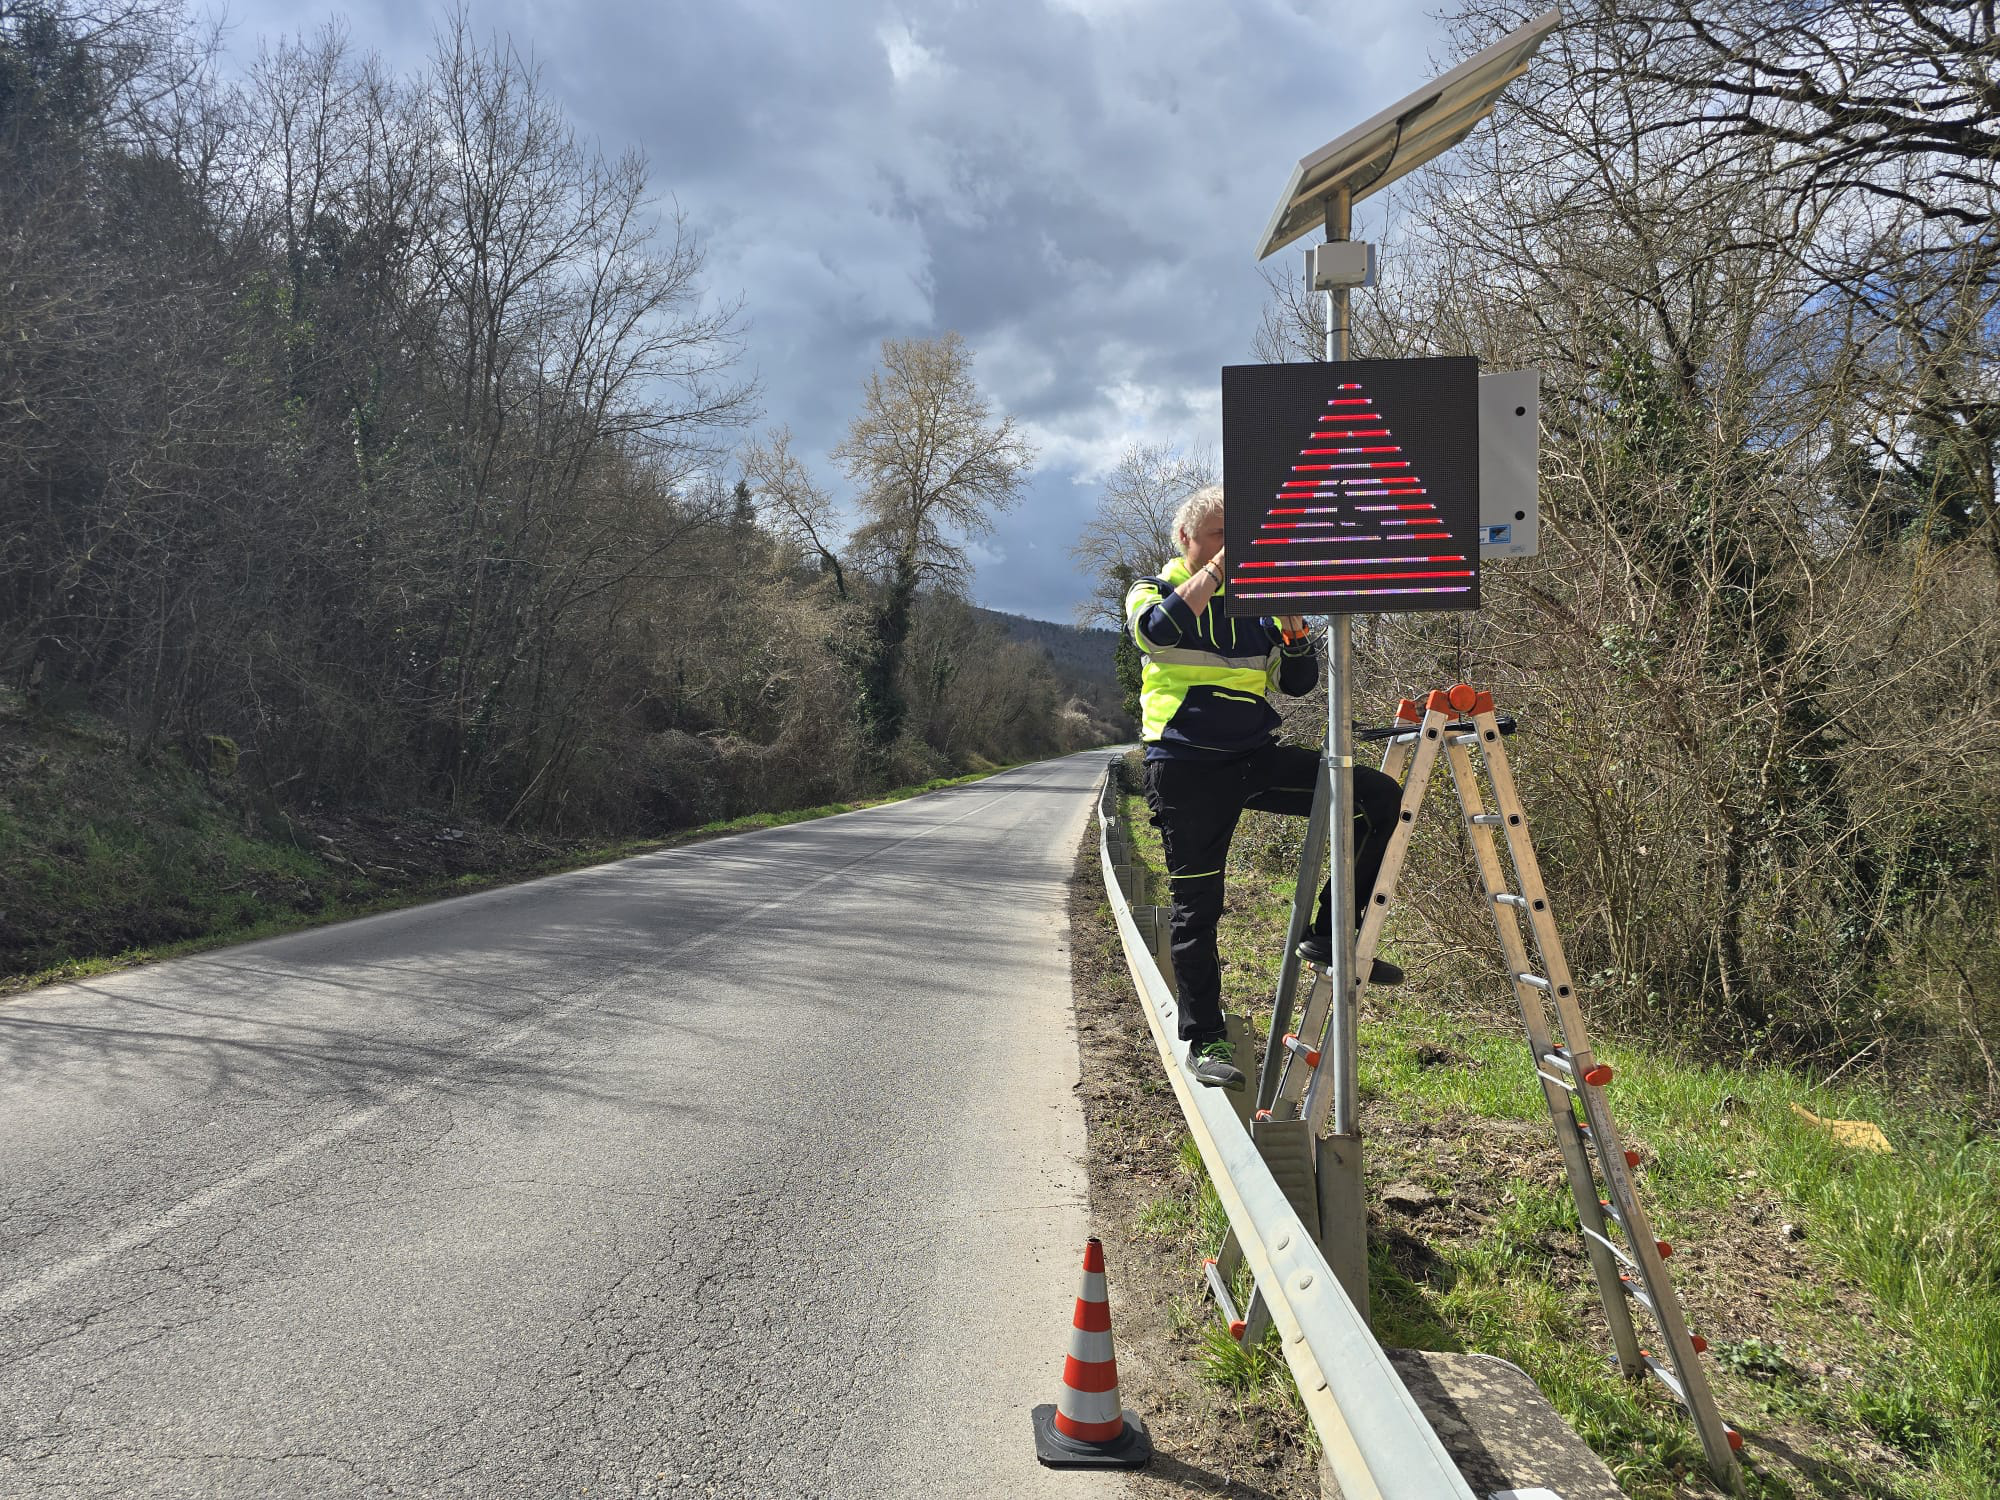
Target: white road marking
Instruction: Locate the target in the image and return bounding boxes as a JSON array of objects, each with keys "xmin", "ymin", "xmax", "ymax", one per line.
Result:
[{"xmin": 0, "ymin": 772, "xmax": 1049, "ymax": 1314}]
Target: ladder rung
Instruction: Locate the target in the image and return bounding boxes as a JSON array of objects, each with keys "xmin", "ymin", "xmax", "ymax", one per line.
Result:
[
  {"xmin": 1578, "ymin": 1122, "xmax": 1642, "ymax": 1169},
  {"xmin": 1492, "ymin": 891, "xmax": 1529, "ymax": 908},
  {"xmin": 1542, "ymin": 1048, "xmax": 1614, "ymax": 1087},
  {"xmin": 1282, "ymin": 1032, "xmax": 1321, "ymax": 1068},
  {"xmin": 1642, "ymin": 1350, "xmax": 1686, "ymax": 1402},
  {"xmin": 1618, "ymin": 1273, "xmax": 1659, "ymax": 1318},
  {"xmin": 1470, "ymin": 812, "xmax": 1505, "ymax": 826},
  {"xmin": 1619, "ymin": 1279, "xmax": 1711, "ymax": 1354},
  {"xmin": 1599, "ymin": 1203, "xmax": 1674, "ymax": 1261},
  {"xmin": 1580, "ymin": 1223, "xmax": 1640, "ymax": 1272},
  {"xmin": 1451, "ymin": 731, "xmax": 1482, "ymax": 746},
  {"xmin": 1517, "ymin": 972, "xmax": 1553, "ymax": 990},
  {"xmin": 1636, "ymin": 1354, "xmax": 1744, "ymax": 1452},
  {"xmin": 1536, "ymin": 1068, "xmax": 1576, "ymax": 1093}
]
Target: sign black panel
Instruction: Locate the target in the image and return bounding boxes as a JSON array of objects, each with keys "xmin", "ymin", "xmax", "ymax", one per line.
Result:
[{"xmin": 1221, "ymin": 358, "xmax": 1480, "ymax": 616}]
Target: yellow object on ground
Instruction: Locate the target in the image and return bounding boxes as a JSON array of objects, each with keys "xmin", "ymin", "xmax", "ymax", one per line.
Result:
[{"xmin": 1792, "ymin": 1103, "xmax": 1893, "ymax": 1154}]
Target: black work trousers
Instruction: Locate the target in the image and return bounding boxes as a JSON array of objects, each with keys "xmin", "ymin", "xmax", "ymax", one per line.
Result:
[{"xmin": 1143, "ymin": 743, "xmax": 1400, "ymax": 1046}]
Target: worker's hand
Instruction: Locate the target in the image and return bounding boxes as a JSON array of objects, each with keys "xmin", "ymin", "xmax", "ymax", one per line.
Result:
[
  {"xmin": 1207, "ymin": 545, "xmax": 1226, "ymax": 575},
  {"xmin": 1279, "ymin": 614, "xmax": 1308, "ymax": 645}
]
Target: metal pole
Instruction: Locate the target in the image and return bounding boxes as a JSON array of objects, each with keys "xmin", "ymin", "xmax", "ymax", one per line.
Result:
[
  {"xmin": 1298, "ymin": 187, "xmax": 1367, "ymax": 1318},
  {"xmin": 1325, "ymin": 191, "xmax": 1351, "ymax": 361},
  {"xmin": 1302, "ymin": 185, "xmax": 1358, "ymax": 1140}
]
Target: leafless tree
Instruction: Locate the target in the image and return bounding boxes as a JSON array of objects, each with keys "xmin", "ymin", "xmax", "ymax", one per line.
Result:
[
  {"xmin": 832, "ymin": 331, "xmax": 1035, "ymax": 746},
  {"xmin": 741, "ymin": 427, "xmax": 848, "ymax": 596},
  {"xmin": 1254, "ymin": 0, "xmax": 2000, "ymax": 1090},
  {"xmin": 1598, "ymin": 0, "xmax": 2000, "ymax": 235},
  {"xmin": 1069, "ymin": 442, "xmax": 1217, "ymax": 628}
]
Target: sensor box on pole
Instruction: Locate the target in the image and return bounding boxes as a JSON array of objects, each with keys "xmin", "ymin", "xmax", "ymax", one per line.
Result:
[{"xmin": 1479, "ymin": 369, "xmax": 1540, "ymax": 557}]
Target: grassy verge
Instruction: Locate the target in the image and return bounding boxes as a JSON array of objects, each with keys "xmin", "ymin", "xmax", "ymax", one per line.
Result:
[
  {"xmin": 1109, "ymin": 752, "xmax": 1996, "ymax": 1500},
  {"xmin": 2, "ymin": 720, "xmax": 1020, "ymax": 996}
]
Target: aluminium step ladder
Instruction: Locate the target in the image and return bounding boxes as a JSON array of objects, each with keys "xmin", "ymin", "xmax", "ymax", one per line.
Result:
[
  {"xmin": 1213, "ymin": 684, "xmax": 1744, "ymax": 1492},
  {"xmin": 1204, "ymin": 690, "xmax": 1458, "ymax": 1346},
  {"xmin": 1256, "ymin": 689, "xmax": 1460, "ymax": 1134}
]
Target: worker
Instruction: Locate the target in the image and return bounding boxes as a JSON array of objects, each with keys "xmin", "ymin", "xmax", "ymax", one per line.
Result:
[{"xmin": 1125, "ymin": 485, "xmax": 1402, "ymax": 1090}]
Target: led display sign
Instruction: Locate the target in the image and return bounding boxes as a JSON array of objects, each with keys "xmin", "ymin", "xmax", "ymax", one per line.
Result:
[{"xmin": 1221, "ymin": 358, "xmax": 1481, "ymax": 616}]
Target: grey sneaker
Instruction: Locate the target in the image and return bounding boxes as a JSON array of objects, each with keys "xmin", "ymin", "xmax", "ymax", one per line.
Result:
[
  {"xmin": 1296, "ymin": 934, "xmax": 1404, "ymax": 986},
  {"xmin": 1189, "ymin": 1039, "xmax": 1246, "ymax": 1090}
]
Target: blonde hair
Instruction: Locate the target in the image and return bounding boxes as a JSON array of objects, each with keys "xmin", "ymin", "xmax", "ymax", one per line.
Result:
[{"xmin": 1171, "ymin": 484, "xmax": 1225, "ymax": 555}]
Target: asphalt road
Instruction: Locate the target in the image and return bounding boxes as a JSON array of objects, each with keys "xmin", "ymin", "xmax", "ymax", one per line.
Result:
[{"xmin": 0, "ymin": 751, "xmax": 1137, "ymax": 1499}]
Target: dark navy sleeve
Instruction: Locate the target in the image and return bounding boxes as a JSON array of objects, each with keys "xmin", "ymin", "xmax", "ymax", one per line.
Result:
[
  {"xmin": 1276, "ymin": 631, "xmax": 1320, "ymax": 696},
  {"xmin": 1125, "ymin": 577, "xmax": 1197, "ymax": 651}
]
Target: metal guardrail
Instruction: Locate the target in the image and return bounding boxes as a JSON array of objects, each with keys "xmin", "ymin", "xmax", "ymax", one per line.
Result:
[{"xmin": 1095, "ymin": 769, "xmax": 1475, "ymax": 1500}]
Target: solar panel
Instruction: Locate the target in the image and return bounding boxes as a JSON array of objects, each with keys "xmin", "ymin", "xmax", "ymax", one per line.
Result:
[{"xmin": 1255, "ymin": 7, "xmax": 1561, "ymax": 262}]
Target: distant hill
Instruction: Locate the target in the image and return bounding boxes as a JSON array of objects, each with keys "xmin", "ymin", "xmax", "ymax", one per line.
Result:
[{"xmin": 974, "ymin": 607, "xmax": 1133, "ymax": 736}]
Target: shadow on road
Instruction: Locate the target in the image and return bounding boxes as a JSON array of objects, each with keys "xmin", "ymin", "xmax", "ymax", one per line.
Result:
[{"xmin": 0, "ymin": 763, "xmax": 1101, "ymax": 1124}]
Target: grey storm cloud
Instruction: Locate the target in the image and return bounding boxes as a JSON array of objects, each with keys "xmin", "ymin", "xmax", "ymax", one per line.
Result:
[{"xmin": 216, "ymin": 0, "xmax": 1459, "ymax": 620}]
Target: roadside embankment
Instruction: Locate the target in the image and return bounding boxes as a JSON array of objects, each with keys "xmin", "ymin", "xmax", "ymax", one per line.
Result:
[
  {"xmin": 1071, "ymin": 749, "xmax": 1997, "ymax": 1500},
  {"xmin": 0, "ymin": 695, "xmax": 1023, "ymax": 993}
]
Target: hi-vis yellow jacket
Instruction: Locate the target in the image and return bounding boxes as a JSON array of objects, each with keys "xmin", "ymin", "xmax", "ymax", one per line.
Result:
[{"xmin": 1124, "ymin": 558, "xmax": 1318, "ymax": 761}]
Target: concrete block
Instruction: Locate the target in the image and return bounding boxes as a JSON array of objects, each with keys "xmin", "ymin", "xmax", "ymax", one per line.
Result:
[{"xmin": 1384, "ymin": 1350, "xmax": 1625, "ymax": 1499}]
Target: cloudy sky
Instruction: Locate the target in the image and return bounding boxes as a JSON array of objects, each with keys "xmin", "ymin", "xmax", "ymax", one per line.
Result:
[{"xmin": 214, "ymin": 0, "xmax": 1473, "ymax": 622}]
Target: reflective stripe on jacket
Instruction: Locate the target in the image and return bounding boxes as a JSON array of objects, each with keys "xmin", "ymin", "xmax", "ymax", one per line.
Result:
[{"xmin": 1124, "ymin": 557, "xmax": 1318, "ymax": 761}]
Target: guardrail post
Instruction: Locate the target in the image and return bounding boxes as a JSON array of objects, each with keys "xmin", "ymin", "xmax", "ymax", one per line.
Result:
[
  {"xmin": 1221, "ymin": 1012, "xmax": 1257, "ymax": 1132},
  {"xmin": 1317, "ymin": 1132, "xmax": 1368, "ymax": 1321},
  {"xmin": 1104, "ymin": 770, "xmax": 1170, "ymax": 981},
  {"xmin": 1251, "ymin": 1118, "xmax": 1322, "ymax": 1242},
  {"xmin": 1151, "ymin": 909, "xmax": 1174, "ymax": 995},
  {"xmin": 1105, "ymin": 819, "xmax": 1134, "ymax": 896},
  {"xmin": 1131, "ymin": 906, "xmax": 1177, "ymax": 996}
]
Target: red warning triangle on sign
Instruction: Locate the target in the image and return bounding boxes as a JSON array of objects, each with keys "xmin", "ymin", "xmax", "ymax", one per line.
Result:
[{"xmin": 1230, "ymin": 379, "xmax": 1475, "ymax": 607}]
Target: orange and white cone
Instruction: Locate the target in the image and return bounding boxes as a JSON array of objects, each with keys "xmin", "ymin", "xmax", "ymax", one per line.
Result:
[{"xmin": 1030, "ymin": 1237, "xmax": 1152, "ymax": 1468}]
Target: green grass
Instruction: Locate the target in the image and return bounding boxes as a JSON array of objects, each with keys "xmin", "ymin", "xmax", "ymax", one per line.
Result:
[
  {"xmin": 1135, "ymin": 1133, "xmax": 1230, "ymax": 1252},
  {"xmin": 1360, "ymin": 1012, "xmax": 1999, "ymax": 1497},
  {"xmin": 1132, "ymin": 1129, "xmax": 1315, "ymax": 1440},
  {"xmin": 1114, "ymin": 762, "xmax": 1998, "ymax": 1500}
]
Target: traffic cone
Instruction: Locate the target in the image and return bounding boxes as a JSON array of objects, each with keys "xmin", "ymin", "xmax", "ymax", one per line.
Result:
[{"xmin": 1031, "ymin": 1237, "xmax": 1152, "ymax": 1468}]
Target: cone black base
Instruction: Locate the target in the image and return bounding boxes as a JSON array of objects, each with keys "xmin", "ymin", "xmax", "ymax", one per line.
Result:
[{"xmin": 1031, "ymin": 1404, "xmax": 1153, "ymax": 1469}]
